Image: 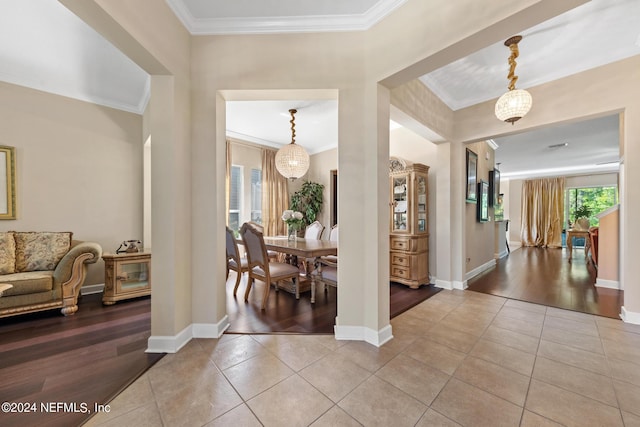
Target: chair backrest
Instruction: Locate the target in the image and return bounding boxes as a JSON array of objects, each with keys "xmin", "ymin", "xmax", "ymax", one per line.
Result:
[
  {"xmin": 225, "ymin": 227, "xmax": 240, "ymax": 263},
  {"xmin": 240, "ymin": 222, "xmax": 268, "ymax": 270},
  {"xmin": 328, "ymin": 224, "xmax": 338, "ymax": 242},
  {"xmin": 248, "ymin": 221, "xmax": 264, "ymax": 233},
  {"xmin": 304, "ymin": 221, "xmax": 324, "ymax": 240}
]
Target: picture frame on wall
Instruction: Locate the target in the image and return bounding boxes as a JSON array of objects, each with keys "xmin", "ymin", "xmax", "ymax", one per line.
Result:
[
  {"xmin": 466, "ymin": 149, "xmax": 478, "ymax": 203},
  {"xmin": 477, "ymin": 180, "xmax": 490, "ymax": 222},
  {"xmin": 0, "ymin": 145, "xmax": 16, "ymax": 220}
]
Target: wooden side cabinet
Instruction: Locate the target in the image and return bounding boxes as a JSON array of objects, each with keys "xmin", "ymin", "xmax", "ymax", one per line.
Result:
[{"xmin": 102, "ymin": 252, "xmax": 151, "ymax": 305}]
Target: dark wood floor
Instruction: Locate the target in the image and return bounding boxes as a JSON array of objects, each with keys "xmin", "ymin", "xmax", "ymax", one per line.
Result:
[
  {"xmin": 226, "ymin": 274, "xmax": 441, "ymax": 334},
  {"xmin": 0, "ymin": 294, "xmax": 162, "ymax": 427},
  {"xmin": 468, "ymin": 246, "xmax": 623, "ymax": 318}
]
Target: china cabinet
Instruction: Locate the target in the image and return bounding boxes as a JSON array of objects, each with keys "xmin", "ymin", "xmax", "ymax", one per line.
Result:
[
  {"xmin": 390, "ymin": 162, "xmax": 429, "ymax": 288},
  {"xmin": 102, "ymin": 252, "xmax": 151, "ymax": 305}
]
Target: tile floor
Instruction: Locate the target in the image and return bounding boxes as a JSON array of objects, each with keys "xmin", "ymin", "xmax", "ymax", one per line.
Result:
[{"xmin": 86, "ymin": 290, "xmax": 640, "ymax": 427}]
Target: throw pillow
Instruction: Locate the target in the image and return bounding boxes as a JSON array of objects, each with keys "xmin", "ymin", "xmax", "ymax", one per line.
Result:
[
  {"xmin": 0, "ymin": 231, "xmax": 16, "ymax": 274},
  {"xmin": 14, "ymin": 232, "xmax": 73, "ymax": 272}
]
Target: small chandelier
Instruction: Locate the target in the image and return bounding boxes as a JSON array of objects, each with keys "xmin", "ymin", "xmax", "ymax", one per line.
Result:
[
  {"xmin": 275, "ymin": 109, "xmax": 310, "ymax": 180},
  {"xmin": 495, "ymin": 35, "xmax": 532, "ymax": 124}
]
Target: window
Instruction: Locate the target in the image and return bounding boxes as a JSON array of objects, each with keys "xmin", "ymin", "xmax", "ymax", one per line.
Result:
[
  {"xmin": 250, "ymin": 169, "xmax": 262, "ymax": 223},
  {"xmin": 565, "ymin": 186, "xmax": 617, "ymax": 229},
  {"xmin": 228, "ymin": 165, "xmax": 242, "ymax": 231}
]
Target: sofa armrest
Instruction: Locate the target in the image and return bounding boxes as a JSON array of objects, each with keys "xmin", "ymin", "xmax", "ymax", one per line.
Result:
[{"xmin": 54, "ymin": 240, "xmax": 102, "ymax": 315}]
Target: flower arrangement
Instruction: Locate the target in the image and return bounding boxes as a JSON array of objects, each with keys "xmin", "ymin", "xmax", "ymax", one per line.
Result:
[{"xmin": 282, "ymin": 210, "xmax": 304, "ymax": 230}]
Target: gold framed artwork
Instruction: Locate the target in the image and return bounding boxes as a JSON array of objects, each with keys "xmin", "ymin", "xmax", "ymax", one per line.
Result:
[
  {"xmin": 0, "ymin": 146, "xmax": 16, "ymax": 220},
  {"xmin": 466, "ymin": 148, "xmax": 478, "ymax": 203}
]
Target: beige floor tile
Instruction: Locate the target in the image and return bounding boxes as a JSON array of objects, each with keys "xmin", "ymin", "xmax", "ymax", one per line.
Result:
[
  {"xmin": 252, "ymin": 334, "xmax": 331, "ymax": 371},
  {"xmin": 537, "ymin": 340, "xmax": 610, "ymax": 376},
  {"xmin": 312, "ymin": 334, "xmax": 350, "ymax": 351},
  {"xmin": 87, "ymin": 373, "xmax": 155, "ymax": 424},
  {"xmin": 431, "ymin": 378, "xmax": 523, "ymax": 427},
  {"xmin": 204, "ymin": 404, "xmax": 261, "ymax": 427},
  {"xmin": 453, "ymin": 356, "xmax": 530, "ymax": 406},
  {"xmin": 545, "ymin": 307, "xmax": 599, "ymax": 323},
  {"xmin": 334, "ymin": 340, "xmax": 398, "ymax": 372},
  {"xmin": 247, "ymin": 374, "xmax": 333, "ymax": 427},
  {"xmin": 482, "ymin": 324, "xmax": 540, "ymax": 354},
  {"xmin": 622, "ymin": 411, "xmax": 640, "ymax": 427},
  {"xmin": 602, "ymin": 337, "xmax": 640, "ymax": 364},
  {"xmin": 298, "ymin": 352, "xmax": 371, "ymax": 402},
  {"xmin": 609, "ymin": 357, "xmax": 640, "ymax": 387},
  {"xmin": 457, "ymin": 297, "xmax": 505, "ymax": 314},
  {"xmin": 520, "ymin": 410, "xmax": 564, "ymax": 426},
  {"xmin": 532, "ymin": 356, "xmax": 617, "ymax": 406},
  {"xmin": 402, "ymin": 337, "xmax": 466, "ymax": 375},
  {"xmin": 613, "ymin": 379, "xmax": 640, "ymax": 417},
  {"xmin": 492, "ymin": 313, "xmax": 543, "ymax": 338},
  {"xmin": 525, "ymin": 379, "xmax": 623, "ymax": 427},
  {"xmin": 147, "ymin": 353, "xmax": 222, "ymax": 401},
  {"xmin": 155, "ymin": 369, "xmax": 244, "ymax": 427},
  {"xmin": 543, "ymin": 316, "xmax": 599, "ymax": 337},
  {"xmin": 541, "ymin": 324, "xmax": 604, "ymax": 354},
  {"xmin": 498, "ymin": 306, "xmax": 546, "ymax": 324},
  {"xmin": 415, "ymin": 409, "xmax": 462, "ymax": 426},
  {"xmin": 596, "ymin": 317, "xmax": 640, "ymax": 334},
  {"xmin": 469, "ymin": 338, "xmax": 536, "ymax": 376},
  {"xmin": 338, "ymin": 375, "xmax": 426, "ymax": 427},
  {"xmin": 391, "ymin": 311, "xmax": 436, "ymax": 338},
  {"xmin": 400, "ymin": 302, "xmax": 451, "ymax": 323},
  {"xmin": 85, "ymin": 402, "xmax": 163, "ymax": 427},
  {"xmin": 222, "ymin": 353, "xmax": 294, "ymax": 400},
  {"xmin": 209, "ymin": 335, "xmax": 268, "ymax": 370},
  {"xmin": 309, "ymin": 405, "xmax": 361, "ymax": 427},
  {"xmin": 441, "ymin": 309, "xmax": 496, "ymax": 337},
  {"xmin": 423, "ymin": 323, "xmax": 480, "ymax": 353},
  {"xmin": 597, "ymin": 325, "xmax": 640, "ymax": 346},
  {"xmin": 504, "ymin": 299, "xmax": 548, "ymax": 314},
  {"xmin": 375, "ymin": 353, "xmax": 449, "ymax": 405}
]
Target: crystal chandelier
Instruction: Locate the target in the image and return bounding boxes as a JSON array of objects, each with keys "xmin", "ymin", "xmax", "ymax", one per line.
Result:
[
  {"xmin": 495, "ymin": 35, "xmax": 532, "ymax": 124},
  {"xmin": 275, "ymin": 109, "xmax": 310, "ymax": 180}
]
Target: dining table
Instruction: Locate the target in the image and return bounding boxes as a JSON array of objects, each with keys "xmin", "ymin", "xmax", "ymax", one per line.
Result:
[{"xmin": 262, "ymin": 236, "xmax": 338, "ymax": 303}]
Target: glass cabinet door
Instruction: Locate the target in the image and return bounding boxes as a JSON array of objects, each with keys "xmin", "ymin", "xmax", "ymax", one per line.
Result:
[
  {"xmin": 117, "ymin": 261, "xmax": 150, "ymax": 293},
  {"xmin": 416, "ymin": 175, "xmax": 427, "ymax": 233},
  {"xmin": 392, "ymin": 175, "xmax": 408, "ymax": 232}
]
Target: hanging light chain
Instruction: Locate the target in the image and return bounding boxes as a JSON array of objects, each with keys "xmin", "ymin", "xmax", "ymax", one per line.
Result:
[
  {"xmin": 505, "ymin": 35, "xmax": 522, "ymax": 91},
  {"xmin": 289, "ymin": 109, "xmax": 297, "ymax": 144}
]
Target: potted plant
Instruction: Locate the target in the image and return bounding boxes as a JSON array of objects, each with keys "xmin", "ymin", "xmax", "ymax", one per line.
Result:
[
  {"xmin": 290, "ymin": 181, "xmax": 324, "ymax": 229},
  {"xmin": 573, "ymin": 204, "xmax": 592, "ymax": 230}
]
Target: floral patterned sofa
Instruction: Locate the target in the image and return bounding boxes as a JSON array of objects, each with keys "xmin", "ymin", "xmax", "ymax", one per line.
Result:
[{"xmin": 0, "ymin": 231, "xmax": 102, "ymax": 318}]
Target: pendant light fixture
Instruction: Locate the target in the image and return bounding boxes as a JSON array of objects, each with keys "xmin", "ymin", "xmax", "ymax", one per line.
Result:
[
  {"xmin": 495, "ymin": 35, "xmax": 532, "ymax": 124},
  {"xmin": 275, "ymin": 109, "xmax": 310, "ymax": 180}
]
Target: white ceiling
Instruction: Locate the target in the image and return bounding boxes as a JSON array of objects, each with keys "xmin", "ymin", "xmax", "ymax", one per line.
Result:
[{"xmin": 1, "ymin": 0, "xmax": 637, "ymax": 178}]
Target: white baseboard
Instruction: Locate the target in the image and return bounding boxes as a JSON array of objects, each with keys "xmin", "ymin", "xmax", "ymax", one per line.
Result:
[
  {"xmin": 434, "ymin": 279, "xmax": 453, "ymax": 290},
  {"xmin": 465, "ymin": 259, "xmax": 496, "ymax": 281},
  {"xmin": 595, "ymin": 278, "xmax": 620, "ymax": 290},
  {"xmin": 620, "ymin": 307, "xmax": 640, "ymax": 325},
  {"xmin": 494, "ymin": 249, "xmax": 508, "ymax": 260},
  {"xmin": 81, "ymin": 284, "xmax": 104, "ymax": 295},
  {"xmin": 334, "ymin": 324, "xmax": 393, "ymax": 347},
  {"xmin": 452, "ymin": 280, "xmax": 468, "ymax": 290},
  {"xmin": 146, "ymin": 316, "xmax": 230, "ymax": 353}
]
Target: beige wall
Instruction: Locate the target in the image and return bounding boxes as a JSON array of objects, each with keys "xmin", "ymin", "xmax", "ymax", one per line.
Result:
[
  {"xmin": 0, "ymin": 81, "xmax": 143, "ymax": 286},
  {"xmin": 307, "ymin": 148, "xmax": 337, "ymax": 237}
]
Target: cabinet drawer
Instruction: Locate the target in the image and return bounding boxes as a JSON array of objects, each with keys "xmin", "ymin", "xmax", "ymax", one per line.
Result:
[
  {"xmin": 390, "ymin": 236, "xmax": 410, "ymax": 250},
  {"xmin": 391, "ymin": 265, "xmax": 411, "ymax": 279},
  {"xmin": 391, "ymin": 253, "xmax": 410, "ymax": 266}
]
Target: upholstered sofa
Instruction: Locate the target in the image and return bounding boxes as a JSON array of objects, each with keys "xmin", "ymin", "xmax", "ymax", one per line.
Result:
[{"xmin": 0, "ymin": 231, "xmax": 102, "ymax": 318}]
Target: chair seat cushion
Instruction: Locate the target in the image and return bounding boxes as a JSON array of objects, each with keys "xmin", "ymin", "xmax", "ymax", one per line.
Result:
[
  {"xmin": 320, "ymin": 255, "xmax": 338, "ymax": 263},
  {"xmin": 229, "ymin": 258, "xmax": 248, "ymax": 269},
  {"xmin": 319, "ymin": 266, "xmax": 337, "ymax": 283},
  {"xmin": 253, "ymin": 262, "xmax": 299, "ymax": 279}
]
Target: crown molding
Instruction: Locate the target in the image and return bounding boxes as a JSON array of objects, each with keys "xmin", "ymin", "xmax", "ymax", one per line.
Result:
[{"xmin": 165, "ymin": 0, "xmax": 407, "ymax": 35}]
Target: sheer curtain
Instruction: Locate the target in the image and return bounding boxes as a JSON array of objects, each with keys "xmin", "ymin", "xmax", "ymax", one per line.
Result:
[
  {"xmin": 262, "ymin": 148, "xmax": 289, "ymax": 236},
  {"xmin": 521, "ymin": 177, "xmax": 565, "ymax": 248}
]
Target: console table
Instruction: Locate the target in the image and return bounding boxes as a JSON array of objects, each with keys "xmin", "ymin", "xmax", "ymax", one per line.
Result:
[{"xmin": 566, "ymin": 229, "xmax": 590, "ymax": 261}]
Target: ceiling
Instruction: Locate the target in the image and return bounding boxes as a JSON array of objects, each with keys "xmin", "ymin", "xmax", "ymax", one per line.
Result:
[{"xmin": 1, "ymin": 0, "xmax": 638, "ymax": 178}]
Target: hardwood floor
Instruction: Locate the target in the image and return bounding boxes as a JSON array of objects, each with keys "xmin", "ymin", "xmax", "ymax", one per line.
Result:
[
  {"xmin": 226, "ymin": 273, "xmax": 441, "ymax": 334},
  {"xmin": 0, "ymin": 294, "xmax": 162, "ymax": 427},
  {"xmin": 467, "ymin": 246, "xmax": 623, "ymax": 318}
]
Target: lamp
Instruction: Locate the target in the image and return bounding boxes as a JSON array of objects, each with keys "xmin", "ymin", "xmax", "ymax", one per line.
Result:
[
  {"xmin": 275, "ymin": 109, "xmax": 310, "ymax": 180},
  {"xmin": 495, "ymin": 35, "xmax": 532, "ymax": 124}
]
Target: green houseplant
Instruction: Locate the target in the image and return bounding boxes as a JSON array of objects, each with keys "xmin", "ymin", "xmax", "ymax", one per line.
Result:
[
  {"xmin": 573, "ymin": 204, "xmax": 592, "ymax": 230},
  {"xmin": 290, "ymin": 181, "xmax": 324, "ymax": 229}
]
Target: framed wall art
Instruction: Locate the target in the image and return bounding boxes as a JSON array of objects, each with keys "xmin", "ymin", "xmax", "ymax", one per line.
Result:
[
  {"xmin": 466, "ymin": 148, "xmax": 478, "ymax": 203},
  {"xmin": 477, "ymin": 180, "xmax": 489, "ymax": 222},
  {"xmin": 0, "ymin": 146, "xmax": 16, "ymax": 220}
]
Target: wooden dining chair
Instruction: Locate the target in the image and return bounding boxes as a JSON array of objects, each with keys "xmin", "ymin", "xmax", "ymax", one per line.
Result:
[
  {"xmin": 240, "ymin": 222, "xmax": 300, "ymax": 309},
  {"xmin": 248, "ymin": 221, "xmax": 280, "ymax": 262},
  {"xmin": 321, "ymin": 224, "xmax": 338, "ymax": 264},
  {"xmin": 312, "ymin": 257, "xmax": 337, "ymax": 293},
  {"xmin": 225, "ymin": 226, "xmax": 249, "ymax": 297},
  {"xmin": 300, "ymin": 220, "xmax": 325, "ymax": 275}
]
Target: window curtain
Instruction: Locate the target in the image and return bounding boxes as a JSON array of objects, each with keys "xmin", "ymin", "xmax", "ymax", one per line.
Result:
[
  {"xmin": 262, "ymin": 148, "xmax": 289, "ymax": 236},
  {"xmin": 521, "ymin": 177, "xmax": 565, "ymax": 248},
  {"xmin": 225, "ymin": 140, "xmax": 231, "ymax": 226}
]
